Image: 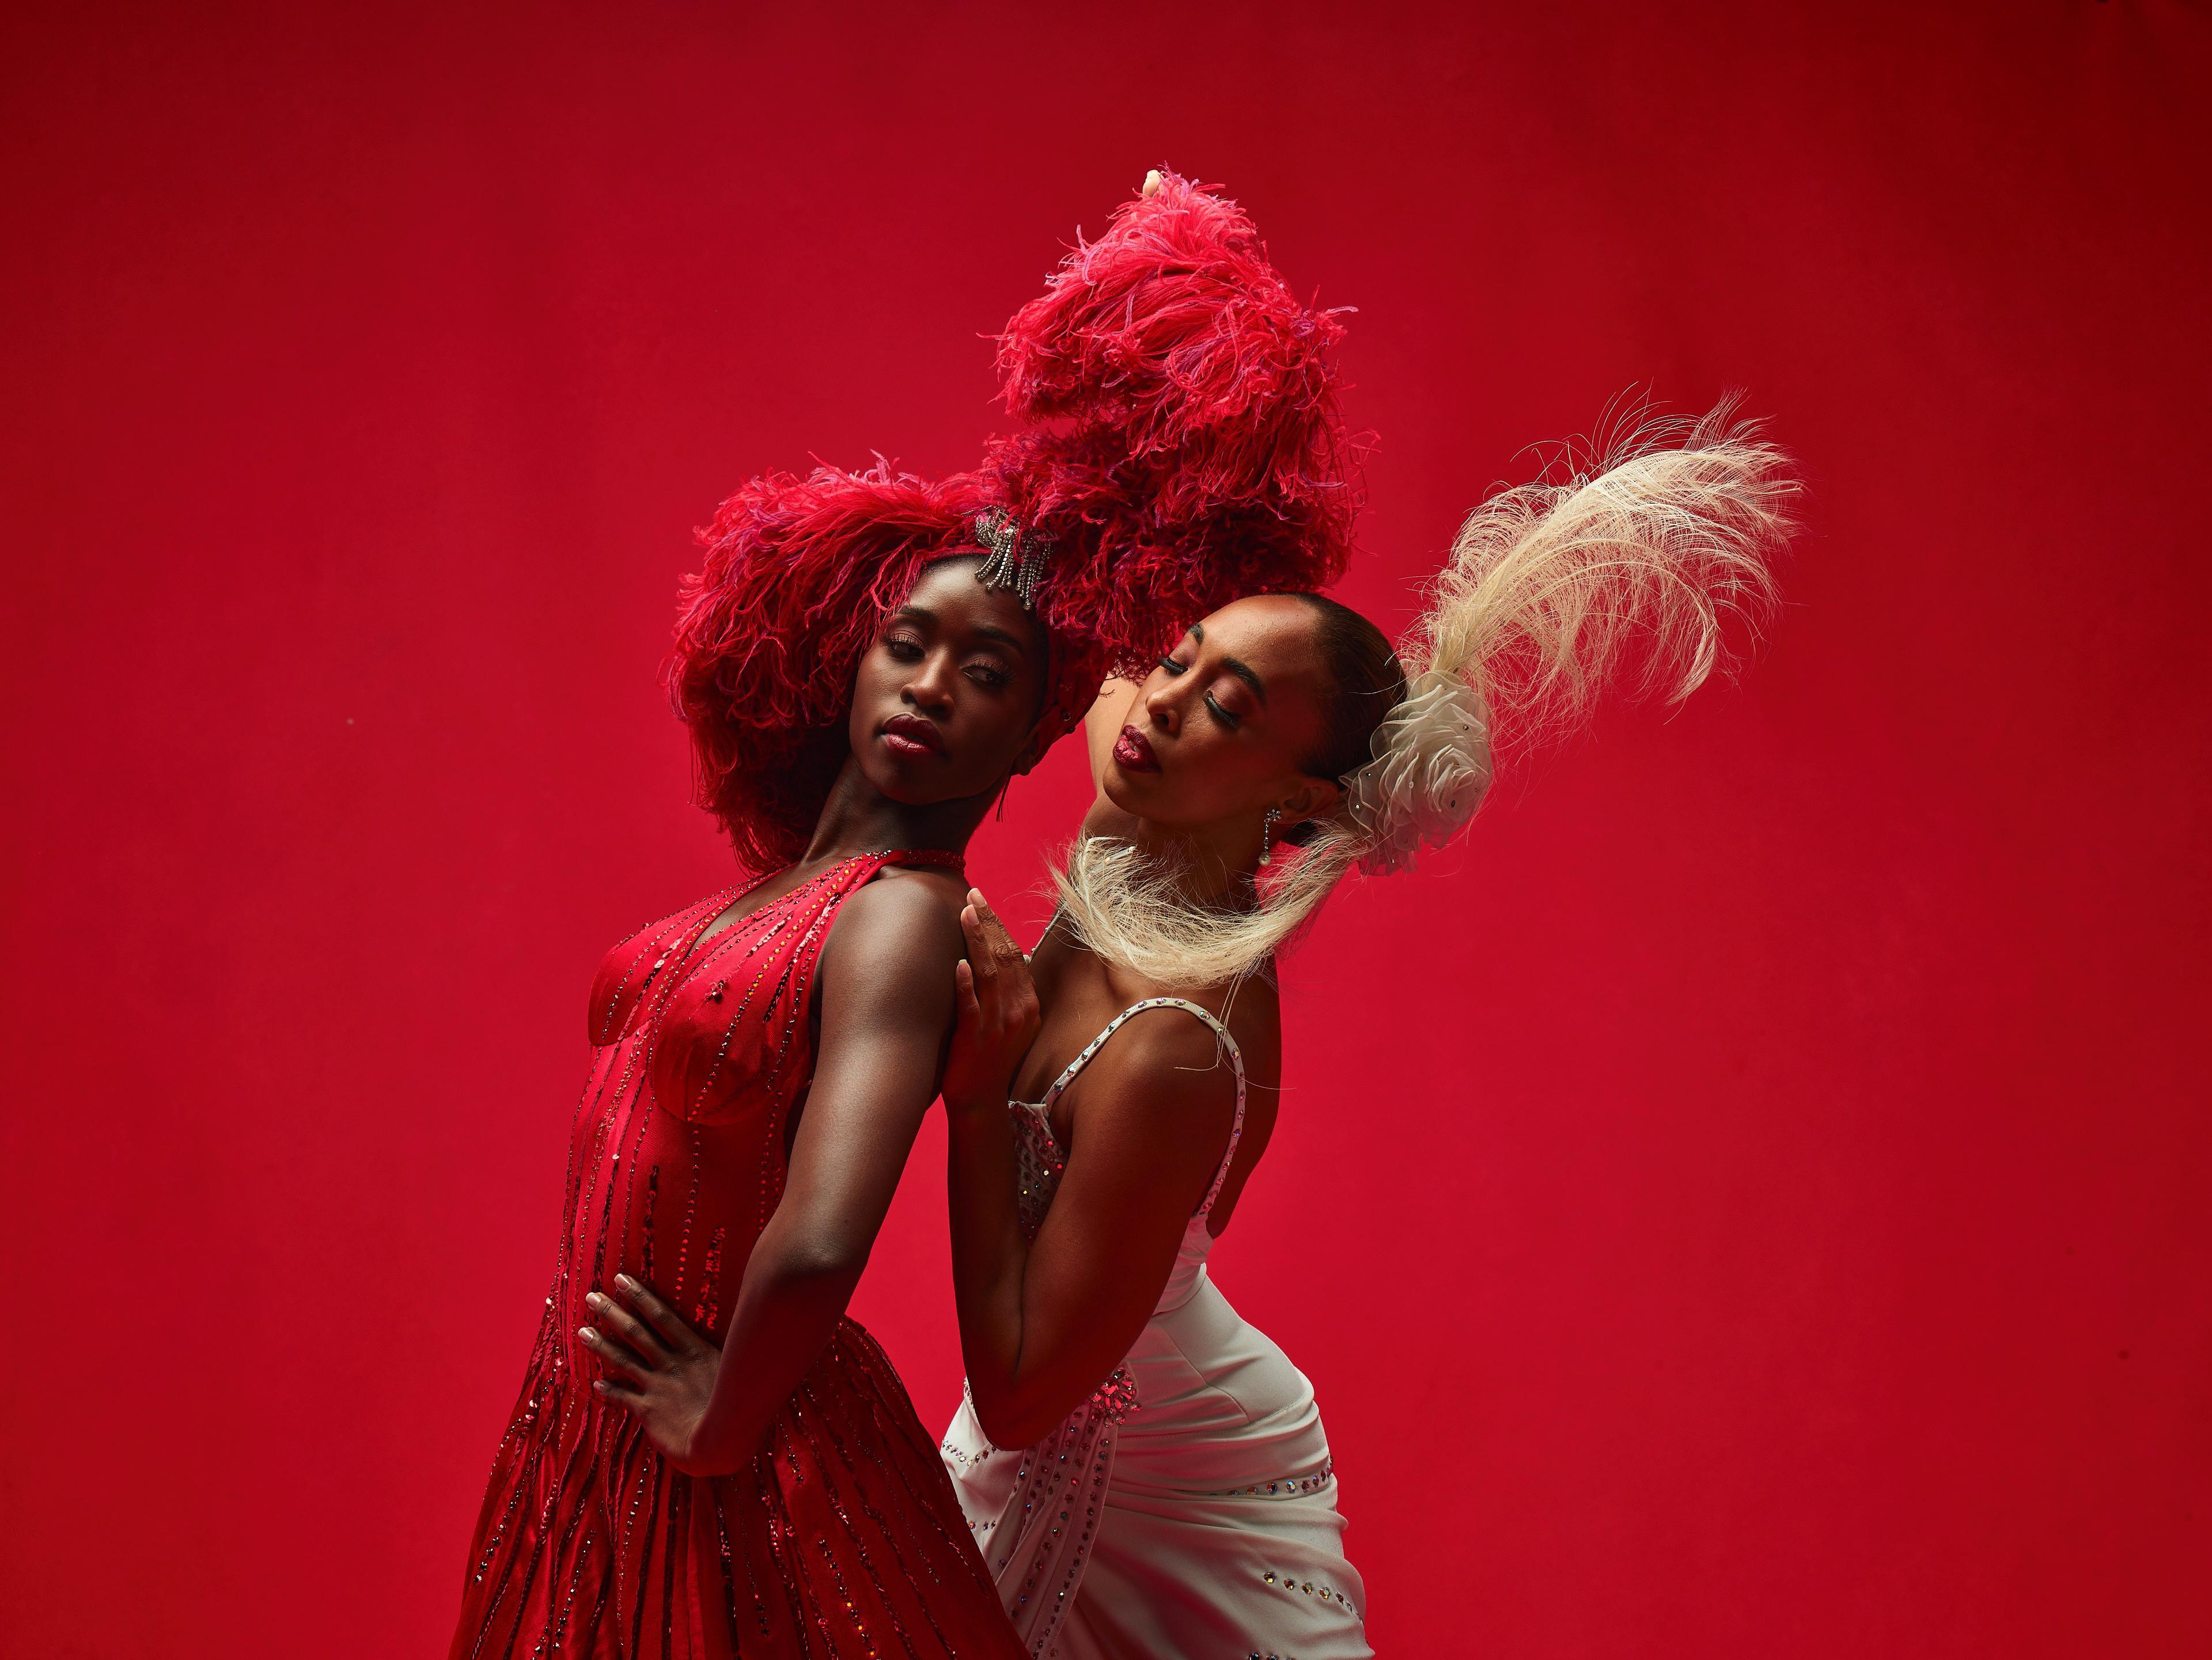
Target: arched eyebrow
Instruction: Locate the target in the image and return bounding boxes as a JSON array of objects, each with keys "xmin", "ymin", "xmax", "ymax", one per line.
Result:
[
  {"xmin": 894, "ymin": 604, "xmax": 1030, "ymax": 659},
  {"xmin": 1183, "ymin": 621, "xmax": 1263, "ymax": 703},
  {"xmin": 1219, "ymin": 657, "xmax": 1268, "ymax": 705}
]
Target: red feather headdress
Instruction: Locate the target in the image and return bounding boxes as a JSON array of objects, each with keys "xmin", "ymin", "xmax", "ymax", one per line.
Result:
[{"xmin": 671, "ymin": 171, "xmax": 1361, "ymax": 872}]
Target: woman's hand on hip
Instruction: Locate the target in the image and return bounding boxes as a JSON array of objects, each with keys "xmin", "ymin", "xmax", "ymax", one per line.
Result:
[
  {"xmin": 944, "ymin": 887, "xmax": 1040, "ymax": 1116},
  {"xmin": 580, "ymin": 1275, "xmax": 739, "ymax": 1476}
]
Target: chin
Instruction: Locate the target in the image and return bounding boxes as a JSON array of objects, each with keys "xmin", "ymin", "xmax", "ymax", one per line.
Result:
[
  {"xmin": 857, "ymin": 751, "xmax": 937, "ymax": 804},
  {"xmin": 1100, "ymin": 765, "xmax": 1162, "ymax": 816}
]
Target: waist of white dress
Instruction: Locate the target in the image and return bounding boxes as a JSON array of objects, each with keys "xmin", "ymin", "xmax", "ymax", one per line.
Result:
[
  {"xmin": 943, "ymin": 1275, "xmax": 1339, "ymax": 1507},
  {"xmin": 1152, "ymin": 1213, "xmax": 1220, "ymax": 1315},
  {"xmin": 1121, "ymin": 1271, "xmax": 1326, "ymax": 1435}
]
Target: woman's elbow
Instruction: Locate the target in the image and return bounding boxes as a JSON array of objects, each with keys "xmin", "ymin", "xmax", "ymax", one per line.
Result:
[
  {"xmin": 762, "ymin": 1228, "xmax": 869, "ymax": 1291},
  {"xmin": 972, "ymin": 1385, "xmax": 1065, "ymax": 1451},
  {"xmin": 976, "ymin": 1402, "xmax": 1052, "ymax": 1451}
]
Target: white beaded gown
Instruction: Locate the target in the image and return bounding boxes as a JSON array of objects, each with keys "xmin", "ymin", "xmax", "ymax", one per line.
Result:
[{"xmin": 939, "ymin": 998, "xmax": 1372, "ymax": 1660}]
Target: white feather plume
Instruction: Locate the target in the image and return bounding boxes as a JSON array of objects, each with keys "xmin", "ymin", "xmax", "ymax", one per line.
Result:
[
  {"xmin": 1354, "ymin": 395, "xmax": 1796, "ymax": 874},
  {"xmin": 1057, "ymin": 396, "xmax": 1801, "ymax": 986}
]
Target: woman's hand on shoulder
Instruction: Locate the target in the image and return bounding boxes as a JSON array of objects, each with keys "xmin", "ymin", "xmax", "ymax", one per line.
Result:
[{"xmin": 944, "ymin": 887, "xmax": 1039, "ymax": 1116}]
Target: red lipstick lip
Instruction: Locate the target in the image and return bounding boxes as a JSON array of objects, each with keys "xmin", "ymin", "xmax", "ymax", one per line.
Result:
[
  {"xmin": 881, "ymin": 713, "xmax": 948, "ymax": 758},
  {"xmin": 1112, "ymin": 725, "xmax": 1161, "ymax": 773}
]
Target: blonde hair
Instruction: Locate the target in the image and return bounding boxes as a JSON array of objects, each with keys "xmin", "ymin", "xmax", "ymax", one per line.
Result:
[{"xmin": 1053, "ymin": 398, "xmax": 1800, "ymax": 989}]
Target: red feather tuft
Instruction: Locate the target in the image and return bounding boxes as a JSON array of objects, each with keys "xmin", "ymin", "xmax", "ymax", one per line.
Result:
[{"xmin": 987, "ymin": 169, "xmax": 1362, "ymax": 672}]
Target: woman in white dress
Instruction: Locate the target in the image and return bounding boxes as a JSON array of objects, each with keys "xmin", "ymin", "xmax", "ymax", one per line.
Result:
[{"xmin": 937, "ymin": 406, "xmax": 1800, "ymax": 1659}]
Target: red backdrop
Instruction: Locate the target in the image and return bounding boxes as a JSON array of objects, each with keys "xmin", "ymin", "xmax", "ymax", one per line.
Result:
[{"xmin": 5, "ymin": 3, "xmax": 2207, "ymax": 1655}]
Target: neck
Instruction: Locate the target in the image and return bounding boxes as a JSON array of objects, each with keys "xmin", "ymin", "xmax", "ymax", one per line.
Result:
[
  {"xmin": 1120, "ymin": 810, "xmax": 1265, "ymax": 913},
  {"xmin": 797, "ymin": 755, "xmax": 999, "ymax": 867}
]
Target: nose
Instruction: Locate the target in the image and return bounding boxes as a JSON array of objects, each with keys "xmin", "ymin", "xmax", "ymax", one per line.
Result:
[
  {"xmin": 902, "ymin": 646, "xmax": 958, "ymax": 715},
  {"xmin": 1141, "ymin": 678, "xmax": 1183, "ymax": 735}
]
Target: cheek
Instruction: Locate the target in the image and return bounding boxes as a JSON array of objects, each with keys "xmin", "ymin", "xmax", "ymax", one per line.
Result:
[
  {"xmin": 947, "ymin": 698, "xmax": 1028, "ymax": 781},
  {"xmin": 1112, "ymin": 728, "xmax": 1262, "ymax": 820},
  {"xmin": 844, "ymin": 670, "xmax": 876, "ymax": 740},
  {"xmin": 846, "ymin": 651, "xmax": 908, "ymax": 748},
  {"xmin": 848, "ymin": 648, "xmax": 900, "ymax": 705},
  {"xmin": 1182, "ymin": 724, "xmax": 1270, "ymax": 786}
]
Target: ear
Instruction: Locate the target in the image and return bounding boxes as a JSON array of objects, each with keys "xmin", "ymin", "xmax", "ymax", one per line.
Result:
[
  {"xmin": 1279, "ymin": 776, "xmax": 1343, "ymax": 827},
  {"xmin": 1009, "ymin": 721, "xmax": 1051, "ymax": 778}
]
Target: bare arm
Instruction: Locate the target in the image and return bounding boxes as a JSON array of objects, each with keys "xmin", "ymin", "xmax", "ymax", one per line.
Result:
[
  {"xmin": 586, "ymin": 877, "xmax": 961, "ymax": 1473},
  {"xmin": 944, "ymin": 894, "xmax": 1235, "ymax": 1448}
]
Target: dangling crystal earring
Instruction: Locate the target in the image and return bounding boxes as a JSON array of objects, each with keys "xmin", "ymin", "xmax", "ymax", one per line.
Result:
[{"xmin": 1259, "ymin": 805, "xmax": 1279, "ymax": 866}]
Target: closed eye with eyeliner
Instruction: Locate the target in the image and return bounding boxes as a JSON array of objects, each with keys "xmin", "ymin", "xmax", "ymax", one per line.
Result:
[{"xmin": 1156, "ymin": 623, "xmax": 1266, "ymax": 732}]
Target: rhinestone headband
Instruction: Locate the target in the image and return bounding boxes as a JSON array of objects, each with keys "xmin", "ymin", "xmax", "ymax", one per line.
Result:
[{"xmin": 971, "ymin": 509, "xmax": 1055, "ymax": 611}]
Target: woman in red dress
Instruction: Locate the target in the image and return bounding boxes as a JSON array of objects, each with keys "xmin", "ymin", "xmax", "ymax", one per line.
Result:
[
  {"xmin": 447, "ymin": 169, "xmax": 1365, "ymax": 1658},
  {"xmin": 453, "ymin": 539, "xmax": 1062, "ymax": 1660}
]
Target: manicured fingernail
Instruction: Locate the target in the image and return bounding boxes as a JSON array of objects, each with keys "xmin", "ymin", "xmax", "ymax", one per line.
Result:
[
  {"xmin": 578, "ymin": 1326, "xmax": 596, "ymax": 1342},
  {"xmin": 585, "ymin": 1292, "xmax": 604, "ymax": 1309},
  {"xmin": 592, "ymin": 1380, "xmax": 606, "ymax": 1394},
  {"xmin": 615, "ymin": 1275, "xmax": 635, "ymax": 1291}
]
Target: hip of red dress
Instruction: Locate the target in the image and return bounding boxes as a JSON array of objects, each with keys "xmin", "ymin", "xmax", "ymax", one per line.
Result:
[{"xmin": 450, "ymin": 1316, "xmax": 1024, "ymax": 1660}]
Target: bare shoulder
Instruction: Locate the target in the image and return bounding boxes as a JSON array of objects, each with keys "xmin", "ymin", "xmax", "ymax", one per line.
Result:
[
  {"xmin": 1080, "ymin": 1000, "xmax": 1243, "ymax": 1123},
  {"xmin": 864, "ymin": 861, "xmax": 970, "ymax": 920},
  {"xmin": 1086, "ymin": 959, "xmax": 1283, "ymax": 1094},
  {"xmin": 837, "ymin": 871, "xmax": 962, "ymax": 947},
  {"xmin": 819, "ymin": 869, "xmax": 963, "ymax": 1000},
  {"xmin": 1050, "ymin": 999, "xmax": 1242, "ymax": 1206}
]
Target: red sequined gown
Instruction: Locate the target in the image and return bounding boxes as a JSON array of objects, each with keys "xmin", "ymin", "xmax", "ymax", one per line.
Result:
[{"xmin": 450, "ymin": 850, "xmax": 1022, "ymax": 1660}]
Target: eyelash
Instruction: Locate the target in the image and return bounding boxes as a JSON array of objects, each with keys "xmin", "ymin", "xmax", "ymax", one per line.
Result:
[
  {"xmin": 1158, "ymin": 655, "xmax": 1241, "ymax": 730},
  {"xmin": 888, "ymin": 633, "xmax": 1010, "ymax": 689}
]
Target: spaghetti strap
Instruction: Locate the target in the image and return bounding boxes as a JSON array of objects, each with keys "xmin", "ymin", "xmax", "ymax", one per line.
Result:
[{"xmin": 1041, "ymin": 997, "xmax": 1248, "ymax": 1218}]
